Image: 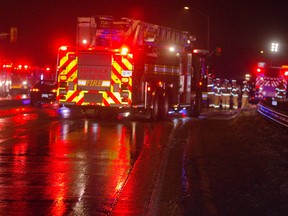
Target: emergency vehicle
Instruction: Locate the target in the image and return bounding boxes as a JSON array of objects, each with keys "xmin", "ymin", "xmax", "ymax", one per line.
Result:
[
  {"xmin": 1, "ymin": 63, "xmax": 54, "ymax": 96},
  {"xmin": 255, "ymin": 62, "xmax": 288, "ymax": 100},
  {"xmin": 11, "ymin": 65, "xmax": 54, "ymax": 95},
  {"xmin": 56, "ymin": 16, "xmax": 209, "ymax": 120},
  {"xmin": 0, "ymin": 64, "xmax": 12, "ymax": 97},
  {"xmin": 9, "ymin": 65, "xmax": 33, "ymax": 94}
]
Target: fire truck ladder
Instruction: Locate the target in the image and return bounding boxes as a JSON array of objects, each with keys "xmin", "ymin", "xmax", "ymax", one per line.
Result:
[{"xmin": 120, "ymin": 18, "xmax": 196, "ymax": 48}]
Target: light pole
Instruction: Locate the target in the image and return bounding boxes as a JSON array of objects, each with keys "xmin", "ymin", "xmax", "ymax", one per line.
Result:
[{"xmin": 184, "ymin": 6, "xmax": 210, "ymax": 51}]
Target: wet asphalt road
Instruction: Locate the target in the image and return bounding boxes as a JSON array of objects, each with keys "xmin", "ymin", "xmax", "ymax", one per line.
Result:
[
  {"xmin": 0, "ymin": 104, "xmax": 185, "ymax": 215},
  {"xmin": 2, "ymin": 100, "xmax": 286, "ymax": 216}
]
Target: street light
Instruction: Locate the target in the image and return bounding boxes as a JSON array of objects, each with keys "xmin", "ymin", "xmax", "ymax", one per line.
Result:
[
  {"xmin": 270, "ymin": 42, "xmax": 279, "ymax": 66},
  {"xmin": 271, "ymin": 42, "xmax": 279, "ymax": 52},
  {"xmin": 184, "ymin": 6, "xmax": 210, "ymax": 51}
]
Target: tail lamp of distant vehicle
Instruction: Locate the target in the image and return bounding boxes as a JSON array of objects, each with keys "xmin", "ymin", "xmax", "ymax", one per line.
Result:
[{"xmin": 31, "ymin": 87, "xmax": 40, "ymax": 92}]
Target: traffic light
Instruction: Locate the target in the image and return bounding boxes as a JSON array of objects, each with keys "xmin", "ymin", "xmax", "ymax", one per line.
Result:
[
  {"xmin": 216, "ymin": 47, "xmax": 221, "ymax": 56},
  {"xmin": 10, "ymin": 27, "xmax": 17, "ymax": 43}
]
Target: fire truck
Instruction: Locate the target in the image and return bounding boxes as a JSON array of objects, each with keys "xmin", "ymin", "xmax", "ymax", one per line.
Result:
[
  {"xmin": 0, "ymin": 64, "xmax": 12, "ymax": 97},
  {"xmin": 255, "ymin": 62, "xmax": 288, "ymax": 100},
  {"xmin": 56, "ymin": 16, "xmax": 209, "ymax": 120},
  {"xmin": 9, "ymin": 65, "xmax": 54, "ymax": 95},
  {"xmin": 0, "ymin": 63, "xmax": 54, "ymax": 96}
]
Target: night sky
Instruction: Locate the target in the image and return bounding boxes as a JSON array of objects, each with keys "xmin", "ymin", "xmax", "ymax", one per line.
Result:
[{"xmin": 1, "ymin": 0, "xmax": 288, "ymax": 79}]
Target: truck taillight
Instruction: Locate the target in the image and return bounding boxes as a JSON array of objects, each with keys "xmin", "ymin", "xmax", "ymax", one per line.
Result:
[
  {"xmin": 121, "ymin": 78, "xmax": 129, "ymax": 83},
  {"xmin": 68, "ymin": 54, "xmax": 76, "ymax": 60},
  {"xmin": 59, "ymin": 82, "xmax": 67, "ymax": 87},
  {"xmin": 121, "ymin": 84, "xmax": 129, "ymax": 90},
  {"xmin": 31, "ymin": 88, "xmax": 40, "ymax": 92}
]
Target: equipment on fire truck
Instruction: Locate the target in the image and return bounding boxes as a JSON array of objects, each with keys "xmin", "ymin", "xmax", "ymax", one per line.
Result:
[{"xmin": 56, "ymin": 16, "xmax": 209, "ymax": 119}]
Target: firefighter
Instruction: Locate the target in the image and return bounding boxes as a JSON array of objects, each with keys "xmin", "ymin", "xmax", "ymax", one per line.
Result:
[
  {"xmin": 241, "ymin": 81, "xmax": 250, "ymax": 108},
  {"xmin": 214, "ymin": 78, "xmax": 222, "ymax": 109},
  {"xmin": 221, "ymin": 79, "xmax": 231, "ymax": 110},
  {"xmin": 207, "ymin": 74, "xmax": 215, "ymax": 108},
  {"xmin": 227, "ymin": 80, "xmax": 232, "ymax": 109},
  {"xmin": 275, "ymin": 81, "xmax": 286, "ymax": 101},
  {"xmin": 231, "ymin": 80, "xmax": 239, "ymax": 109}
]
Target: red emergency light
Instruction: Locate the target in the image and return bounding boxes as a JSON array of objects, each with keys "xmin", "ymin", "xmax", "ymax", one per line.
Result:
[
  {"xmin": 120, "ymin": 47, "xmax": 129, "ymax": 55},
  {"xmin": 256, "ymin": 67, "xmax": 263, "ymax": 73},
  {"xmin": 59, "ymin": 46, "xmax": 68, "ymax": 51},
  {"xmin": 282, "ymin": 69, "xmax": 288, "ymax": 77},
  {"xmin": 280, "ymin": 66, "xmax": 288, "ymax": 77}
]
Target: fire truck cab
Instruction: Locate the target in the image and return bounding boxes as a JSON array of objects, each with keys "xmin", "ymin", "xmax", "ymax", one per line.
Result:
[{"xmin": 56, "ymin": 16, "xmax": 208, "ymax": 120}]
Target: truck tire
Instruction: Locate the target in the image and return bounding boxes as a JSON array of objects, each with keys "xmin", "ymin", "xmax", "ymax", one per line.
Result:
[
  {"xmin": 151, "ymin": 92, "xmax": 160, "ymax": 121},
  {"xmin": 160, "ymin": 92, "xmax": 169, "ymax": 120},
  {"xmin": 190, "ymin": 90, "xmax": 202, "ymax": 117}
]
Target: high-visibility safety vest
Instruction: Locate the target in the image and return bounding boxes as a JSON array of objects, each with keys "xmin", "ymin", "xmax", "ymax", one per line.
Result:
[
  {"xmin": 214, "ymin": 84, "xmax": 222, "ymax": 96},
  {"xmin": 231, "ymin": 85, "xmax": 239, "ymax": 97},
  {"xmin": 276, "ymin": 83, "xmax": 286, "ymax": 99},
  {"xmin": 242, "ymin": 85, "xmax": 250, "ymax": 98}
]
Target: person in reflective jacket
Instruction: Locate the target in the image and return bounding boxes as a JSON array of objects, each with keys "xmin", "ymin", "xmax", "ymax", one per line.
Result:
[
  {"xmin": 221, "ymin": 79, "xmax": 231, "ymax": 110},
  {"xmin": 241, "ymin": 81, "xmax": 250, "ymax": 108},
  {"xmin": 214, "ymin": 78, "xmax": 222, "ymax": 109},
  {"xmin": 207, "ymin": 75, "xmax": 215, "ymax": 108},
  {"xmin": 275, "ymin": 81, "xmax": 286, "ymax": 101},
  {"xmin": 231, "ymin": 80, "xmax": 239, "ymax": 109}
]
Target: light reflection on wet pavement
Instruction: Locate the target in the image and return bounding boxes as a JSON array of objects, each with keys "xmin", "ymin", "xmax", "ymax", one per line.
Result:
[{"xmin": 0, "ymin": 106, "xmax": 176, "ymax": 215}]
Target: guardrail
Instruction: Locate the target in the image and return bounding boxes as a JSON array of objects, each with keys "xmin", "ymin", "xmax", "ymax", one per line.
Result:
[{"xmin": 257, "ymin": 102, "xmax": 288, "ymax": 128}]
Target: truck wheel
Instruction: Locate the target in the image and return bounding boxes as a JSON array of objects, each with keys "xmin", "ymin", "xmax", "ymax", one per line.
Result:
[
  {"xmin": 160, "ymin": 92, "xmax": 169, "ymax": 119},
  {"xmin": 151, "ymin": 92, "xmax": 160, "ymax": 121},
  {"xmin": 190, "ymin": 90, "xmax": 202, "ymax": 117}
]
